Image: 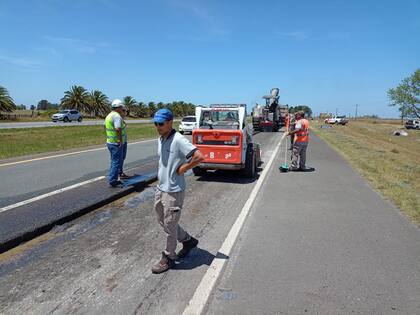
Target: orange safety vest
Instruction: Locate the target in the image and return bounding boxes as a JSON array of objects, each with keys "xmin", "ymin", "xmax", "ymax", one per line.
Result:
[{"xmin": 295, "ymin": 119, "xmax": 309, "ymax": 143}]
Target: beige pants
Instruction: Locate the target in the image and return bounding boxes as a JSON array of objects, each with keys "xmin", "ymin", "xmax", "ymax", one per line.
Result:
[
  {"xmin": 154, "ymin": 190, "xmax": 190, "ymax": 259},
  {"xmin": 291, "ymin": 142, "xmax": 308, "ymax": 169}
]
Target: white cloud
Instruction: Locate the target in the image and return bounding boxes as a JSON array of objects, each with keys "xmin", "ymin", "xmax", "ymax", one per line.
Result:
[
  {"xmin": 278, "ymin": 31, "xmax": 308, "ymax": 40},
  {"xmin": 44, "ymin": 36, "xmax": 110, "ymax": 54},
  {"xmin": 168, "ymin": 0, "xmax": 230, "ymax": 39},
  {"xmin": 0, "ymin": 54, "xmax": 41, "ymax": 69}
]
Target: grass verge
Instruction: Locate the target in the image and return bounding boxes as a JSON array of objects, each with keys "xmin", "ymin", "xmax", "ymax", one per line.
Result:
[
  {"xmin": 311, "ymin": 119, "xmax": 420, "ymax": 225},
  {"xmin": 0, "ymin": 123, "xmax": 179, "ymax": 160}
]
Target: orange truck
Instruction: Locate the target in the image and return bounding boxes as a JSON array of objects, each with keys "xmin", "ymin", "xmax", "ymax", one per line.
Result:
[{"xmin": 192, "ymin": 104, "xmax": 261, "ymax": 178}]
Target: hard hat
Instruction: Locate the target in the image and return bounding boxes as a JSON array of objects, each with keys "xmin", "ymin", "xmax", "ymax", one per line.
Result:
[{"xmin": 111, "ymin": 99, "xmax": 125, "ymax": 109}]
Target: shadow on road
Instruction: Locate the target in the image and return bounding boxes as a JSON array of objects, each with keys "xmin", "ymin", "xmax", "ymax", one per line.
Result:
[
  {"xmin": 195, "ymin": 170, "xmax": 259, "ymax": 184},
  {"xmin": 278, "ymin": 167, "xmax": 316, "ymax": 173},
  {"xmin": 175, "ymin": 248, "xmax": 229, "ymax": 271}
]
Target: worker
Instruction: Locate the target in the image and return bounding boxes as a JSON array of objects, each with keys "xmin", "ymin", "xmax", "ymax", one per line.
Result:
[
  {"xmin": 104, "ymin": 99, "xmax": 127, "ymax": 187},
  {"xmin": 151, "ymin": 108, "xmax": 204, "ymax": 274},
  {"xmin": 285, "ymin": 113, "xmax": 290, "ymax": 131},
  {"xmin": 287, "ymin": 111, "xmax": 309, "ymax": 171},
  {"xmin": 289, "ymin": 114, "xmax": 296, "ymax": 149}
]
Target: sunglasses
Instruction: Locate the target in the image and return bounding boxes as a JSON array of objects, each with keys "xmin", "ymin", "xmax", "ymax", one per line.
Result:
[{"xmin": 154, "ymin": 122, "xmax": 165, "ymax": 127}]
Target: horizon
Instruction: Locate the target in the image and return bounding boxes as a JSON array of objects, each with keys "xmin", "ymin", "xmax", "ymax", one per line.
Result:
[{"xmin": 1, "ymin": 0, "xmax": 419, "ymax": 118}]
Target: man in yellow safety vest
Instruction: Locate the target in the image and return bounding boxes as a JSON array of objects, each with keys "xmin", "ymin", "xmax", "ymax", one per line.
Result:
[{"xmin": 104, "ymin": 99, "xmax": 128, "ymax": 187}]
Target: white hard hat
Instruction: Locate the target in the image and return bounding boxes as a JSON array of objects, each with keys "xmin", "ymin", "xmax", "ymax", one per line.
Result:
[{"xmin": 111, "ymin": 99, "xmax": 125, "ymax": 109}]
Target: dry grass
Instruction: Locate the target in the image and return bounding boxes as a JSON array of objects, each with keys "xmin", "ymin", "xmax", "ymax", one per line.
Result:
[{"xmin": 312, "ymin": 119, "xmax": 420, "ymax": 224}]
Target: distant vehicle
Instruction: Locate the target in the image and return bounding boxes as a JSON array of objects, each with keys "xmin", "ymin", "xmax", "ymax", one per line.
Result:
[
  {"xmin": 192, "ymin": 104, "xmax": 261, "ymax": 178},
  {"xmin": 179, "ymin": 116, "xmax": 197, "ymax": 134},
  {"xmin": 405, "ymin": 119, "xmax": 420, "ymax": 129},
  {"xmin": 324, "ymin": 116, "xmax": 348, "ymax": 125},
  {"xmin": 252, "ymin": 88, "xmax": 286, "ymax": 132},
  {"xmin": 52, "ymin": 110, "xmax": 83, "ymax": 122}
]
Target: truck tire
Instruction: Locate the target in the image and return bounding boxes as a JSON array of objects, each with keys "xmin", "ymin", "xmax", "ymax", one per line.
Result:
[
  {"xmin": 242, "ymin": 145, "xmax": 256, "ymax": 178},
  {"xmin": 192, "ymin": 167, "xmax": 205, "ymax": 176}
]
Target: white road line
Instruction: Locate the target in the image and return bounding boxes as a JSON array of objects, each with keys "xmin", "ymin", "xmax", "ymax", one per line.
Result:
[
  {"xmin": 0, "ymin": 139, "xmax": 156, "ymax": 168},
  {"xmin": 0, "ymin": 176, "xmax": 106, "ymax": 214},
  {"xmin": 182, "ymin": 134, "xmax": 285, "ymax": 315}
]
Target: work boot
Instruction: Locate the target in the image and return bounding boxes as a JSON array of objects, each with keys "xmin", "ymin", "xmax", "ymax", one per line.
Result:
[
  {"xmin": 177, "ymin": 237, "xmax": 199, "ymax": 259},
  {"xmin": 151, "ymin": 252, "xmax": 175, "ymax": 274},
  {"xmin": 109, "ymin": 180, "xmax": 124, "ymax": 188},
  {"xmin": 119, "ymin": 173, "xmax": 131, "ymax": 179}
]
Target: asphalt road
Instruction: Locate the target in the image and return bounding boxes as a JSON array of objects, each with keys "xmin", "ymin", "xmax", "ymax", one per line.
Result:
[
  {"xmin": 0, "ymin": 131, "xmax": 281, "ymax": 314},
  {"xmin": 0, "ymin": 119, "xmax": 153, "ymax": 129},
  {"xmin": 0, "ymin": 139, "xmax": 160, "ymax": 208},
  {"xmin": 206, "ymin": 134, "xmax": 420, "ymax": 314},
  {"xmin": 1, "ymin": 132, "xmax": 419, "ymax": 314}
]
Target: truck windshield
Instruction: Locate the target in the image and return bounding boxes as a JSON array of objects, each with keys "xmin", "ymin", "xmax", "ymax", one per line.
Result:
[{"xmin": 200, "ymin": 110, "xmax": 239, "ymax": 130}]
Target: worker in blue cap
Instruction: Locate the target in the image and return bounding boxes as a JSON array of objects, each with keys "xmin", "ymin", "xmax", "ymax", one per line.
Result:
[{"xmin": 151, "ymin": 109, "xmax": 204, "ymax": 274}]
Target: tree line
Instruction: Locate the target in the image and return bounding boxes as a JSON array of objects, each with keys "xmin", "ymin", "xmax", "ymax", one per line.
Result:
[
  {"xmin": 59, "ymin": 85, "xmax": 197, "ymax": 118},
  {"xmin": 0, "ymin": 85, "xmax": 196, "ymax": 118}
]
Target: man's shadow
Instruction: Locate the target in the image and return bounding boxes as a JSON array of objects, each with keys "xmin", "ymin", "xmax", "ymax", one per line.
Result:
[{"xmin": 174, "ymin": 248, "xmax": 229, "ymax": 270}]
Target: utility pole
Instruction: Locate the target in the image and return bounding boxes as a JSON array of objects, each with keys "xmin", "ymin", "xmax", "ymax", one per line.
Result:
[
  {"xmin": 355, "ymin": 104, "xmax": 358, "ymax": 120},
  {"xmin": 336, "ymin": 108, "xmax": 338, "ymax": 116}
]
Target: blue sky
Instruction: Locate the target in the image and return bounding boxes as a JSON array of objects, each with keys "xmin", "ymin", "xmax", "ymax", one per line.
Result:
[{"xmin": 1, "ymin": 0, "xmax": 419, "ymax": 117}]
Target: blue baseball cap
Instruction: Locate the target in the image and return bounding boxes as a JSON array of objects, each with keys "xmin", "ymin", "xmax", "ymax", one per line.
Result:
[{"xmin": 153, "ymin": 108, "xmax": 173, "ymax": 123}]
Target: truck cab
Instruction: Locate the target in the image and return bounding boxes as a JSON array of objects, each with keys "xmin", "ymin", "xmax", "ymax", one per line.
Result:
[{"xmin": 192, "ymin": 104, "xmax": 260, "ymax": 178}]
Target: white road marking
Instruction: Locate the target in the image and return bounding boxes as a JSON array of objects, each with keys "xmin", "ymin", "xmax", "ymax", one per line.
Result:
[
  {"xmin": 182, "ymin": 135, "xmax": 285, "ymax": 315},
  {"xmin": 0, "ymin": 139, "xmax": 156, "ymax": 168},
  {"xmin": 0, "ymin": 176, "xmax": 106, "ymax": 214}
]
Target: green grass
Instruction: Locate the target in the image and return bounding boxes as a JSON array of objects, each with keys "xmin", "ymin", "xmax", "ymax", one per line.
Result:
[
  {"xmin": 312, "ymin": 120, "xmax": 420, "ymax": 225},
  {"xmin": 0, "ymin": 123, "xmax": 179, "ymax": 159}
]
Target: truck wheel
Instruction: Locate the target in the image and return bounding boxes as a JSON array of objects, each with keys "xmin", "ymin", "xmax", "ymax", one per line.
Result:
[
  {"xmin": 242, "ymin": 145, "xmax": 256, "ymax": 178},
  {"xmin": 192, "ymin": 167, "xmax": 205, "ymax": 176}
]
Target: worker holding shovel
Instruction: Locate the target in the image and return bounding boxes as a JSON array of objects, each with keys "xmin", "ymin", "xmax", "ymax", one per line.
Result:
[{"xmin": 286, "ymin": 111, "xmax": 310, "ymax": 171}]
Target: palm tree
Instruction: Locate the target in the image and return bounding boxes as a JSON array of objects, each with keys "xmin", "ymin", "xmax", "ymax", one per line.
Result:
[
  {"xmin": 88, "ymin": 90, "xmax": 110, "ymax": 118},
  {"xmin": 0, "ymin": 86, "xmax": 16, "ymax": 112},
  {"xmin": 123, "ymin": 96, "xmax": 138, "ymax": 117},
  {"xmin": 60, "ymin": 85, "xmax": 90, "ymax": 113}
]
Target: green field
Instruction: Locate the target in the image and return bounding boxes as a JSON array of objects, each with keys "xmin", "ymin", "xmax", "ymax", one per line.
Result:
[
  {"xmin": 312, "ymin": 119, "xmax": 420, "ymax": 224},
  {"xmin": 0, "ymin": 123, "xmax": 178, "ymax": 159}
]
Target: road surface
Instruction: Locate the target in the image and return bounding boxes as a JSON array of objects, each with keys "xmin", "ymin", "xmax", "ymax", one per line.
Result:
[
  {"xmin": 0, "ymin": 132, "xmax": 419, "ymax": 314},
  {"xmin": 0, "ymin": 139, "xmax": 160, "ymax": 208}
]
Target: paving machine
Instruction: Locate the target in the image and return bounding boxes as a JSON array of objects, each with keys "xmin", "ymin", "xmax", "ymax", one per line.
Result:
[{"xmin": 252, "ymin": 88, "xmax": 287, "ymax": 132}]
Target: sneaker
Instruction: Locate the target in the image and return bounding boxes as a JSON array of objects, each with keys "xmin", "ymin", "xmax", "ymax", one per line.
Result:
[
  {"xmin": 177, "ymin": 237, "xmax": 199, "ymax": 259},
  {"xmin": 109, "ymin": 180, "xmax": 124, "ymax": 188},
  {"xmin": 119, "ymin": 173, "xmax": 131, "ymax": 179},
  {"xmin": 151, "ymin": 252, "xmax": 175, "ymax": 274}
]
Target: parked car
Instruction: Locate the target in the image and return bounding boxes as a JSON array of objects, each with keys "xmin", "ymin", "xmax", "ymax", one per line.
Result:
[
  {"xmin": 405, "ymin": 119, "xmax": 420, "ymax": 129},
  {"xmin": 324, "ymin": 116, "xmax": 348, "ymax": 125},
  {"xmin": 179, "ymin": 116, "xmax": 197, "ymax": 134},
  {"xmin": 52, "ymin": 110, "xmax": 83, "ymax": 122}
]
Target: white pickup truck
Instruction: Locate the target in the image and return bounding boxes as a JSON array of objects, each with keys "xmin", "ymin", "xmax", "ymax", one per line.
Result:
[
  {"xmin": 324, "ymin": 116, "xmax": 348, "ymax": 125},
  {"xmin": 405, "ymin": 119, "xmax": 420, "ymax": 129}
]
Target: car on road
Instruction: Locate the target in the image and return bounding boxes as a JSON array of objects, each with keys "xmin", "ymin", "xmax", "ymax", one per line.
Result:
[
  {"xmin": 179, "ymin": 116, "xmax": 197, "ymax": 134},
  {"xmin": 405, "ymin": 119, "xmax": 420, "ymax": 129},
  {"xmin": 52, "ymin": 110, "xmax": 83, "ymax": 123},
  {"xmin": 324, "ymin": 115, "xmax": 348, "ymax": 125}
]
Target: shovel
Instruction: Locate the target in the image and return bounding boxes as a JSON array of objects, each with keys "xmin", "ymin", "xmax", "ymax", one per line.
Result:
[{"xmin": 279, "ymin": 133, "xmax": 289, "ymax": 172}]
